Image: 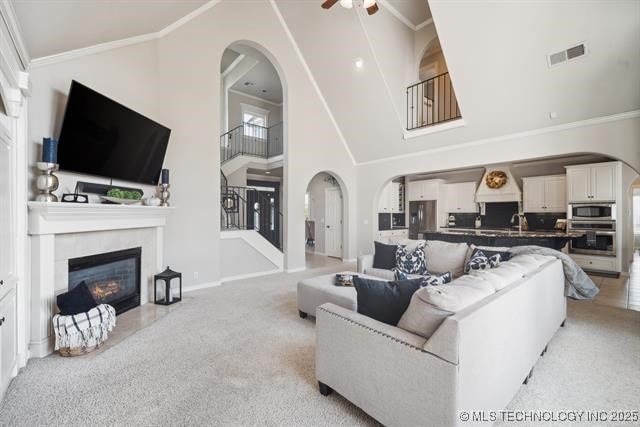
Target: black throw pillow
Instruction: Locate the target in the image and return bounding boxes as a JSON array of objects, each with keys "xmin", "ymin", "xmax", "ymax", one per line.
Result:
[
  {"xmin": 56, "ymin": 281, "xmax": 98, "ymax": 316},
  {"xmin": 373, "ymin": 241, "xmax": 398, "ymax": 269},
  {"xmin": 354, "ymin": 277, "xmax": 422, "ymax": 326}
]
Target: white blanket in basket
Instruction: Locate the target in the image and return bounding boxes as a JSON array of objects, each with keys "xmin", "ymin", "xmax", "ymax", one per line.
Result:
[{"xmin": 52, "ymin": 304, "xmax": 116, "ymax": 350}]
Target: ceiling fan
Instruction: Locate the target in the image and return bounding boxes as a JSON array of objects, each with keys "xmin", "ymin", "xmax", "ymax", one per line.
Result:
[{"xmin": 322, "ymin": 0, "xmax": 379, "ymax": 16}]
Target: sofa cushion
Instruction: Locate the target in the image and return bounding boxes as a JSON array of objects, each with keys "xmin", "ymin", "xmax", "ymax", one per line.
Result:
[
  {"xmin": 424, "ymin": 240, "xmax": 469, "ymax": 277},
  {"xmin": 395, "ymin": 242, "xmax": 427, "ymax": 275},
  {"xmin": 373, "ymin": 241, "xmax": 398, "ymax": 269},
  {"xmin": 397, "ymin": 292, "xmax": 453, "ymax": 339},
  {"xmin": 387, "ymin": 238, "xmax": 426, "ymax": 252},
  {"xmin": 353, "ymin": 277, "xmax": 423, "ymax": 326},
  {"xmin": 364, "ymin": 267, "xmax": 396, "ymax": 281},
  {"xmin": 468, "ymin": 264, "xmax": 525, "ymax": 291},
  {"xmin": 397, "ymin": 281, "xmax": 493, "ymax": 339}
]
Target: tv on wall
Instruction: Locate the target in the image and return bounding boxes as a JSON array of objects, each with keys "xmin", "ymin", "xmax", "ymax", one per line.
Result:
[{"xmin": 57, "ymin": 81, "xmax": 171, "ymax": 185}]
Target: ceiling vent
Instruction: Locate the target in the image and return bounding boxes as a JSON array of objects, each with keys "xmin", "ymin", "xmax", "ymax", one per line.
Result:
[{"xmin": 547, "ymin": 42, "xmax": 588, "ymax": 67}]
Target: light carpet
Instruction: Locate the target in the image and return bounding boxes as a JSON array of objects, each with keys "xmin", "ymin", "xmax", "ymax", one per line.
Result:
[{"xmin": 1, "ymin": 263, "xmax": 638, "ymax": 426}]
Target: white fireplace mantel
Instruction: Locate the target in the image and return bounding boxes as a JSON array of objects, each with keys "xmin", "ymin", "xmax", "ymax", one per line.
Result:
[
  {"xmin": 28, "ymin": 201, "xmax": 175, "ymax": 235},
  {"xmin": 27, "ymin": 202, "xmax": 174, "ymax": 358}
]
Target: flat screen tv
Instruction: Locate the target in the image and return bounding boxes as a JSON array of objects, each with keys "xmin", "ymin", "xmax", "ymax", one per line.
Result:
[{"xmin": 57, "ymin": 81, "xmax": 171, "ymax": 185}]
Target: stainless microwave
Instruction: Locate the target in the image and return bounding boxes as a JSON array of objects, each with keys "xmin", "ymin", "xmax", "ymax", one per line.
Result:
[{"xmin": 568, "ymin": 203, "xmax": 616, "ymax": 221}]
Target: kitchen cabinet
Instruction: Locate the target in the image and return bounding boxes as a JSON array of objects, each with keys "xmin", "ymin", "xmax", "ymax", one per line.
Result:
[
  {"xmin": 444, "ymin": 182, "xmax": 478, "ymax": 213},
  {"xmin": 566, "ymin": 162, "xmax": 617, "ymax": 203},
  {"xmin": 407, "ymin": 179, "xmax": 439, "ymax": 201},
  {"xmin": 522, "ymin": 175, "xmax": 566, "ymax": 213},
  {"xmin": 570, "ymin": 254, "xmax": 617, "ymax": 272},
  {"xmin": 378, "ymin": 182, "xmax": 404, "ymax": 213}
]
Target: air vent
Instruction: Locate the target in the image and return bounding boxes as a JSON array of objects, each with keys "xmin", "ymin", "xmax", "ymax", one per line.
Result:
[{"xmin": 547, "ymin": 42, "xmax": 587, "ymax": 67}]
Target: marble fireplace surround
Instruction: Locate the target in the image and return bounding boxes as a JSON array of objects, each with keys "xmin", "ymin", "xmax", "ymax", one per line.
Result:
[{"xmin": 27, "ymin": 202, "xmax": 174, "ymax": 357}]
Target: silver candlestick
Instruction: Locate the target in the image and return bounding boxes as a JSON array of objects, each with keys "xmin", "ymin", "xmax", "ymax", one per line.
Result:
[
  {"xmin": 35, "ymin": 162, "xmax": 60, "ymax": 202},
  {"xmin": 158, "ymin": 183, "xmax": 170, "ymax": 207}
]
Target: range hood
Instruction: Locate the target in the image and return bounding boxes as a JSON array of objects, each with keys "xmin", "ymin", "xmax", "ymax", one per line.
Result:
[{"xmin": 475, "ymin": 166, "xmax": 522, "ymax": 203}]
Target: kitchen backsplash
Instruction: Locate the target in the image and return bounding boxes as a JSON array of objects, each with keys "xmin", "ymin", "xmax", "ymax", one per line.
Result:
[
  {"xmin": 525, "ymin": 212, "xmax": 567, "ymax": 230},
  {"xmin": 448, "ymin": 213, "xmax": 476, "ymax": 227},
  {"xmin": 482, "ymin": 202, "xmax": 519, "ymax": 228}
]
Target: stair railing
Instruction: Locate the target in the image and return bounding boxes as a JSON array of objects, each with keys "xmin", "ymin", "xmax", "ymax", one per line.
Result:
[
  {"xmin": 220, "ymin": 184, "xmax": 283, "ymax": 251},
  {"xmin": 406, "ymin": 72, "xmax": 461, "ymax": 130}
]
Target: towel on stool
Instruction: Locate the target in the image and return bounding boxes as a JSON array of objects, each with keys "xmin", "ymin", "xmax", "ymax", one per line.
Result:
[{"xmin": 52, "ymin": 304, "xmax": 116, "ymax": 350}]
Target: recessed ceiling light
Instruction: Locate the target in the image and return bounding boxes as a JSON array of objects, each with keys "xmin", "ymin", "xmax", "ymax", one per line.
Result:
[
  {"xmin": 265, "ymin": 171, "xmax": 271, "ymax": 174},
  {"xmin": 355, "ymin": 58, "xmax": 364, "ymax": 69},
  {"xmin": 261, "ymin": 89, "xmax": 267, "ymax": 93},
  {"xmin": 244, "ymin": 81, "xmax": 255, "ymax": 87}
]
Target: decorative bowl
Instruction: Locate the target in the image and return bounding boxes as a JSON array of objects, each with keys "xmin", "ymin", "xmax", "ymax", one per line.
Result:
[{"xmin": 100, "ymin": 196, "xmax": 142, "ymax": 205}]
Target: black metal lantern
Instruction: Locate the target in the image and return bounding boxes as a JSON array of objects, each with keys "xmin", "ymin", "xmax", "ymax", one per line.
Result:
[{"xmin": 154, "ymin": 266, "xmax": 182, "ymax": 305}]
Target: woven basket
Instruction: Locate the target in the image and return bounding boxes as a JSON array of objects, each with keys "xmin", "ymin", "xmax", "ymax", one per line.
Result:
[{"xmin": 58, "ymin": 342, "xmax": 103, "ymax": 357}]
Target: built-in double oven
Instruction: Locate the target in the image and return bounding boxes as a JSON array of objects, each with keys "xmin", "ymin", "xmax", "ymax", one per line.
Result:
[{"xmin": 568, "ymin": 219, "xmax": 616, "ymax": 257}]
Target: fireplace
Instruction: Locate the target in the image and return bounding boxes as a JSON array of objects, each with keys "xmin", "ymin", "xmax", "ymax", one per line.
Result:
[{"xmin": 68, "ymin": 247, "xmax": 142, "ymax": 315}]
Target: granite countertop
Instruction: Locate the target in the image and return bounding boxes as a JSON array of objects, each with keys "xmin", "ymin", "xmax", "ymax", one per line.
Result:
[{"xmin": 429, "ymin": 227, "xmax": 585, "ymax": 238}]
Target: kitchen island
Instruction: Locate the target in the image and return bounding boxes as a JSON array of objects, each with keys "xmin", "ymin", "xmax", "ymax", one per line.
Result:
[{"xmin": 423, "ymin": 228, "xmax": 585, "ymax": 251}]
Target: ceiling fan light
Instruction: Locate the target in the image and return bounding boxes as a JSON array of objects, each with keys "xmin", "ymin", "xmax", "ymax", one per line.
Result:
[
  {"xmin": 363, "ymin": 0, "xmax": 376, "ymax": 7},
  {"xmin": 339, "ymin": 0, "xmax": 353, "ymax": 9}
]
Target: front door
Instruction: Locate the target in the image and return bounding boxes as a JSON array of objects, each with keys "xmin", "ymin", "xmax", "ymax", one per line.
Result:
[{"xmin": 324, "ymin": 188, "xmax": 343, "ymax": 258}]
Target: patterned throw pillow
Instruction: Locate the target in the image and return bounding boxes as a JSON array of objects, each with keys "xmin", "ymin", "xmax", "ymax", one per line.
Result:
[
  {"xmin": 466, "ymin": 250, "xmax": 502, "ymax": 271},
  {"xmin": 421, "ymin": 271, "xmax": 453, "ymax": 287},
  {"xmin": 393, "ymin": 269, "xmax": 408, "ymax": 281},
  {"xmin": 395, "ymin": 243, "xmax": 427, "ymax": 275}
]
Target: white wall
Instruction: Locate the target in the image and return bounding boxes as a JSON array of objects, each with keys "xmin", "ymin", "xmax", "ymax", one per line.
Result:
[
  {"xmin": 227, "ymin": 90, "xmax": 282, "ymax": 129},
  {"xmin": 27, "ymin": 41, "xmax": 161, "ymax": 200},
  {"xmin": 156, "ymin": 0, "xmax": 357, "ymax": 282},
  {"xmin": 220, "ymin": 238, "xmax": 277, "ymax": 278},
  {"xmin": 306, "ymin": 172, "xmax": 342, "ymax": 255}
]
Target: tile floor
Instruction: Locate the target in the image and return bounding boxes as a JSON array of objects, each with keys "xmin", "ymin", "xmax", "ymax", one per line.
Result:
[{"xmin": 590, "ymin": 251, "xmax": 640, "ymax": 311}]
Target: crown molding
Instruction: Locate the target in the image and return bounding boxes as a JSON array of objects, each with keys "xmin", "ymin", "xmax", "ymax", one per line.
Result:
[
  {"xmin": 358, "ymin": 110, "xmax": 640, "ymax": 166},
  {"xmin": 269, "ymin": 0, "xmax": 356, "ymax": 166},
  {"xmin": 29, "ymin": 32, "xmax": 159, "ymax": 69},
  {"xmin": 28, "ymin": 0, "xmax": 223, "ymax": 69},
  {"xmin": 377, "ymin": 0, "xmax": 432, "ymax": 32},
  {"xmin": 0, "ymin": 1, "xmax": 30, "ymax": 69},
  {"xmin": 229, "ymin": 89, "xmax": 283, "ymax": 107}
]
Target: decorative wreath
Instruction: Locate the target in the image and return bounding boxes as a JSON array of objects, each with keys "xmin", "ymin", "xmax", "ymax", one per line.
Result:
[{"xmin": 485, "ymin": 170, "xmax": 508, "ymax": 189}]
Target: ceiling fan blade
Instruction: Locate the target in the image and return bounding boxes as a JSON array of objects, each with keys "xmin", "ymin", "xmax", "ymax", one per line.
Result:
[
  {"xmin": 321, "ymin": 0, "xmax": 339, "ymax": 9},
  {"xmin": 366, "ymin": 2, "xmax": 379, "ymax": 15}
]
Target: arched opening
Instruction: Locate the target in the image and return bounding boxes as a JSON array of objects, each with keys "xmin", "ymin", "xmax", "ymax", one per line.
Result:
[
  {"xmin": 218, "ymin": 41, "xmax": 287, "ymax": 280},
  {"xmin": 408, "ymin": 36, "xmax": 460, "ymax": 129},
  {"xmin": 305, "ymin": 172, "xmax": 346, "ymax": 268}
]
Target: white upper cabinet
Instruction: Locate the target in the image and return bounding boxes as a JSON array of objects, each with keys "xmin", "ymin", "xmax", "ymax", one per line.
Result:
[
  {"xmin": 378, "ymin": 182, "xmax": 404, "ymax": 213},
  {"xmin": 566, "ymin": 162, "xmax": 617, "ymax": 203},
  {"xmin": 444, "ymin": 182, "xmax": 478, "ymax": 213},
  {"xmin": 407, "ymin": 180, "xmax": 439, "ymax": 201},
  {"xmin": 522, "ymin": 175, "xmax": 566, "ymax": 213}
]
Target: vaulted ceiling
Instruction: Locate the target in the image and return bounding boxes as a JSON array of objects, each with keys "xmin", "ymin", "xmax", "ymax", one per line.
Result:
[{"xmin": 12, "ymin": 0, "xmax": 208, "ymax": 58}]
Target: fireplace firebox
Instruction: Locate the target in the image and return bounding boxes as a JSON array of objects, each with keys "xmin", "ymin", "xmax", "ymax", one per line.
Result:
[{"xmin": 68, "ymin": 247, "xmax": 142, "ymax": 315}]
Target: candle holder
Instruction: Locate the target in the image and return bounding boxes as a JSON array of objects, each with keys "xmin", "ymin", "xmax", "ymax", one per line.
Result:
[
  {"xmin": 158, "ymin": 183, "xmax": 170, "ymax": 207},
  {"xmin": 35, "ymin": 162, "xmax": 60, "ymax": 202}
]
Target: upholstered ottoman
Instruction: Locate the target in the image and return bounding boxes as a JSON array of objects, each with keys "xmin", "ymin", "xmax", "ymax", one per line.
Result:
[{"xmin": 297, "ymin": 271, "xmax": 379, "ymax": 318}]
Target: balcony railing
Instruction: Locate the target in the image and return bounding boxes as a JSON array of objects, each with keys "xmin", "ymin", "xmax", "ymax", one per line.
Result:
[
  {"xmin": 220, "ymin": 121, "xmax": 284, "ymax": 163},
  {"xmin": 406, "ymin": 72, "xmax": 461, "ymax": 131}
]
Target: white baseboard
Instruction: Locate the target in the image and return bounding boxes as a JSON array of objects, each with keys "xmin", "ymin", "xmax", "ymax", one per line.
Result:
[
  {"xmin": 286, "ymin": 266, "xmax": 306, "ymax": 273},
  {"xmin": 182, "ymin": 281, "xmax": 222, "ymax": 293},
  {"xmin": 221, "ymin": 268, "xmax": 282, "ymax": 283},
  {"xmin": 342, "ymin": 258, "xmax": 357, "ymax": 263},
  {"xmin": 29, "ymin": 337, "xmax": 54, "ymax": 358}
]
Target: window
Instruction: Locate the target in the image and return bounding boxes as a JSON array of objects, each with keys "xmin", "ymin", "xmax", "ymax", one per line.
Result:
[{"xmin": 241, "ymin": 103, "xmax": 269, "ymax": 140}]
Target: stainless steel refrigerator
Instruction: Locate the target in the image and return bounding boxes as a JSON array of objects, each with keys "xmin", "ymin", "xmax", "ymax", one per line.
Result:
[{"xmin": 409, "ymin": 200, "xmax": 437, "ymax": 239}]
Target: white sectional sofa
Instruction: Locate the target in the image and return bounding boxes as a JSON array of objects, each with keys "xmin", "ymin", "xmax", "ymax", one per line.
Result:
[{"xmin": 315, "ymin": 253, "xmax": 567, "ymax": 427}]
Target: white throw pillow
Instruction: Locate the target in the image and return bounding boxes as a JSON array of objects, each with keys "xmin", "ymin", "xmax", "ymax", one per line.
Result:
[
  {"xmin": 397, "ymin": 292, "xmax": 453, "ymax": 339},
  {"xmin": 363, "ymin": 267, "xmax": 396, "ymax": 281},
  {"xmin": 424, "ymin": 240, "xmax": 469, "ymax": 277}
]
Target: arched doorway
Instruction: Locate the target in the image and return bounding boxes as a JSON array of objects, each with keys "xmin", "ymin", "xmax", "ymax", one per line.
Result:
[
  {"xmin": 305, "ymin": 172, "xmax": 345, "ymax": 268},
  {"xmin": 218, "ymin": 41, "xmax": 287, "ymax": 280}
]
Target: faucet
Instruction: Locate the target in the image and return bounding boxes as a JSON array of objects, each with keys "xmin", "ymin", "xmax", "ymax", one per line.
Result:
[{"xmin": 510, "ymin": 213, "xmax": 525, "ymax": 234}]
